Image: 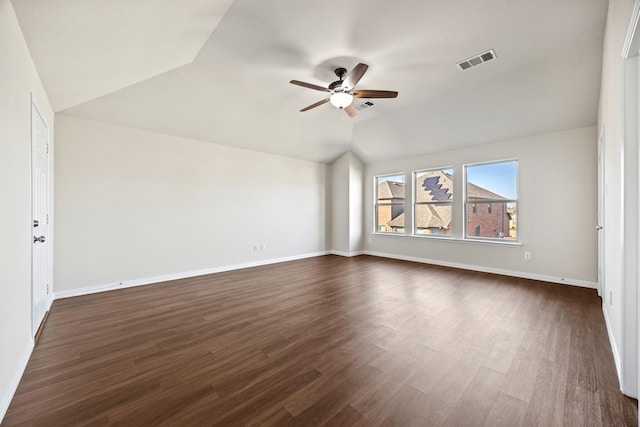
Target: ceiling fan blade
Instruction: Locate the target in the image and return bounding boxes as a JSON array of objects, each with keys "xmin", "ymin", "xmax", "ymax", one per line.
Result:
[
  {"xmin": 300, "ymin": 98, "xmax": 330, "ymax": 112},
  {"xmin": 342, "ymin": 63, "xmax": 368, "ymax": 90},
  {"xmin": 344, "ymin": 104, "xmax": 357, "ymax": 118},
  {"xmin": 353, "ymin": 90, "xmax": 398, "ymax": 99},
  {"xmin": 290, "ymin": 80, "xmax": 330, "ymax": 92}
]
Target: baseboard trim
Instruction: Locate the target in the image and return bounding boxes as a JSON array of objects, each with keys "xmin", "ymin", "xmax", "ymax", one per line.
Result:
[
  {"xmin": 602, "ymin": 302, "xmax": 623, "ymax": 390},
  {"xmin": 329, "ymin": 250, "xmax": 364, "ymax": 257},
  {"xmin": 0, "ymin": 340, "xmax": 33, "ymax": 423},
  {"xmin": 55, "ymin": 250, "xmax": 598, "ymax": 300},
  {"xmin": 363, "ymin": 251, "xmax": 598, "ymax": 289},
  {"xmin": 34, "ymin": 310, "xmax": 50, "ymax": 346},
  {"xmin": 54, "ymin": 251, "xmax": 328, "ymax": 300}
]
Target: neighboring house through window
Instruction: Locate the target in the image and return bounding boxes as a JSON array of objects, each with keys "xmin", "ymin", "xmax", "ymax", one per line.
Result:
[
  {"xmin": 465, "ymin": 160, "xmax": 517, "ymax": 240},
  {"xmin": 413, "ymin": 168, "xmax": 453, "ymax": 236},
  {"xmin": 375, "ymin": 161, "xmax": 517, "ymax": 241},
  {"xmin": 375, "ymin": 174, "xmax": 405, "ymax": 233}
]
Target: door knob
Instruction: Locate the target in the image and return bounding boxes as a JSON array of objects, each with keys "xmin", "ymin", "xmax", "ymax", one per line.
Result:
[{"xmin": 34, "ymin": 236, "xmax": 45, "ymax": 243}]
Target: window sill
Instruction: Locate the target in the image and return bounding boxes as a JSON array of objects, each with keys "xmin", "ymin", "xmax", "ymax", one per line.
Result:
[{"xmin": 371, "ymin": 232, "xmax": 522, "ymax": 247}]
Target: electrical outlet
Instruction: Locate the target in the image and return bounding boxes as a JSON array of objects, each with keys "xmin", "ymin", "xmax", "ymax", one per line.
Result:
[
  {"xmin": 261, "ymin": 243, "xmax": 266, "ymax": 251},
  {"xmin": 524, "ymin": 252, "xmax": 532, "ymax": 261},
  {"xmin": 253, "ymin": 244, "xmax": 259, "ymax": 252}
]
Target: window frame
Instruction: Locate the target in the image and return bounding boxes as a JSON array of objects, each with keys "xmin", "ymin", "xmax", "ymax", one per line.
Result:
[
  {"xmin": 463, "ymin": 159, "xmax": 518, "ymax": 243},
  {"xmin": 374, "ymin": 172, "xmax": 406, "ymax": 234},
  {"xmin": 412, "ymin": 167, "xmax": 454, "ymax": 238}
]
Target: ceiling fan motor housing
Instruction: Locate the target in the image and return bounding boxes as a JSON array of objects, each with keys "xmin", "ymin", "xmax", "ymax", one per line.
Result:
[{"xmin": 328, "ymin": 80, "xmax": 343, "ymax": 91}]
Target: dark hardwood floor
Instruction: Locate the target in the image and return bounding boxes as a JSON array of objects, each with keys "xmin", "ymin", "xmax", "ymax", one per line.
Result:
[{"xmin": 3, "ymin": 255, "xmax": 637, "ymax": 426}]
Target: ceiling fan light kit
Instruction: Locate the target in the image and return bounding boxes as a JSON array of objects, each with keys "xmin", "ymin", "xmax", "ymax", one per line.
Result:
[
  {"xmin": 329, "ymin": 92, "xmax": 354, "ymax": 109},
  {"xmin": 290, "ymin": 63, "xmax": 398, "ymax": 117}
]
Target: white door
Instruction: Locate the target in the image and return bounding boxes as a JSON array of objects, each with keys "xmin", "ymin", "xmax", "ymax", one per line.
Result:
[
  {"xmin": 597, "ymin": 128, "xmax": 605, "ymax": 297},
  {"xmin": 31, "ymin": 100, "xmax": 50, "ymax": 337}
]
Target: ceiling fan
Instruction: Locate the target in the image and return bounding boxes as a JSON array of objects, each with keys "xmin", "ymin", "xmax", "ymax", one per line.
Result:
[{"xmin": 290, "ymin": 63, "xmax": 398, "ymax": 117}]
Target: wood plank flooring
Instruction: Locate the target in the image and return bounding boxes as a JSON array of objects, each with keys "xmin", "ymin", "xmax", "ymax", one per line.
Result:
[{"xmin": 3, "ymin": 255, "xmax": 637, "ymax": 426}]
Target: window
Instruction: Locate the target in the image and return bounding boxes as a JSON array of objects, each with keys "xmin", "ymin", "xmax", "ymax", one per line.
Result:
[
  {"xmin": 375, "ymin": 174, "xmax": 405, "ymax": 233},
  {"xmin": 413, "ymin": 168, "xmax": 453, "ymax": 236},
  {"xmin": 465, "ymin": 160, "xmax": 517, "ymax": 241}
]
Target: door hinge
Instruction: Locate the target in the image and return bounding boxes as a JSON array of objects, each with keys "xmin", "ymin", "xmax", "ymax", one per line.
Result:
[
  {"xmin": 47, "ymin": 213, "xmax": 49, "ymax": 224},
  {"xmin": 46, "ymin": 283, "xmax": 49, "ymax": 294},
  {"xmin": 46, "ymin": 143, "xmax": 49, "ymax": 154}
]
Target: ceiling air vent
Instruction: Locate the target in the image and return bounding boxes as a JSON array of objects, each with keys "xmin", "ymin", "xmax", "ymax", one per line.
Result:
[
  {"xmin": 456, "ymin": 49, "xmax": 496, "ymax": 71},
  {"xmin": 355, "ymin": 101, "xmax": 374, "ymax": 111}
]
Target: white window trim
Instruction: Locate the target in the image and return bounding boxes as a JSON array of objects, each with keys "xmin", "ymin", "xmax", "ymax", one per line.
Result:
[{"xmin": 370, "ymin": 231, "xmax": 522, "ymax": 246}]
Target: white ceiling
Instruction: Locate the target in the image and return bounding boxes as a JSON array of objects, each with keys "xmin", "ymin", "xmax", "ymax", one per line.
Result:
[{"xmin": 11, "ymin": 0, "xmax": 608, "ymax": 163}]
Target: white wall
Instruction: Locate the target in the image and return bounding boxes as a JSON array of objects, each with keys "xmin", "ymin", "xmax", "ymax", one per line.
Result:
[
  {"xmin": 54, "ymin": 115, "xmax": 327, "ymax": 293},
  {"xmin": 348, "ymin": 153, "xmax": 364, "ymax": 254},
  {"xmin": 364, "ymin": 127, "xmax": 598, "ymax": 285},
  {"xmin": 0, "ymin": 0, "xmax": 54, "ymax": 420},
  {"xmin": 329, "ymin": 151, "xmax": 364, "ymax": 256},
  {"xmin": 330, "ymin": 152, "xmax": 350, "ymax": 255},
  {"xmin": 598, "ymin": 0, "xmax": 637, "ymax": 396}
]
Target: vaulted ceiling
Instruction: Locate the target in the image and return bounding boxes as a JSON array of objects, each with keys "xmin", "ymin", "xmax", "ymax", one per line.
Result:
[{"xmin": 11, "ymin": 0, "xmax": 608, "ymax": 163}]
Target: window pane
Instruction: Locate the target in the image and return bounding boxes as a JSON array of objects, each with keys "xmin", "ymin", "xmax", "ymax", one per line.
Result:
[
  {"xmin": 465, "ymin": 161, "xmax": 517, "ymax": 241},
  {"xmin": 414, "ymin": 169, "xmax": 453, "ymax": 237},
  {"xmin": 466, "ymin": 161, "xmax": 516, "ymax": 200},
  {"xmin": 466, "ymin": 202, "xmax": 517, "ymax": 240},
  {"xmin": 376, "ymin": 174, "xmax": 405, "ymax": 233},
  {"xmin": 376, "ymin": 175, "xmax": 405, "ymax": 204},
  {"xmin": 415, "ymin": 169, "xmax": 453, "ymax": 202},
  {"xmin": 376, "ymin": 205, "xmax": 405, "ymax": 233},
  {"xmin": 415, "ymin": 204, "xmax": 452, "ymax": 235}
]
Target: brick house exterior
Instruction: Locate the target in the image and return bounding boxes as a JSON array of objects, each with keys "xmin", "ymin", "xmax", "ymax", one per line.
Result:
[
  {"xmin": 467, "ymin": 200, "xmax": 511, "ymax": 238},
  {"xmin": 464, "ymin": 175, "xmax": 512, "ymax": 239}
]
